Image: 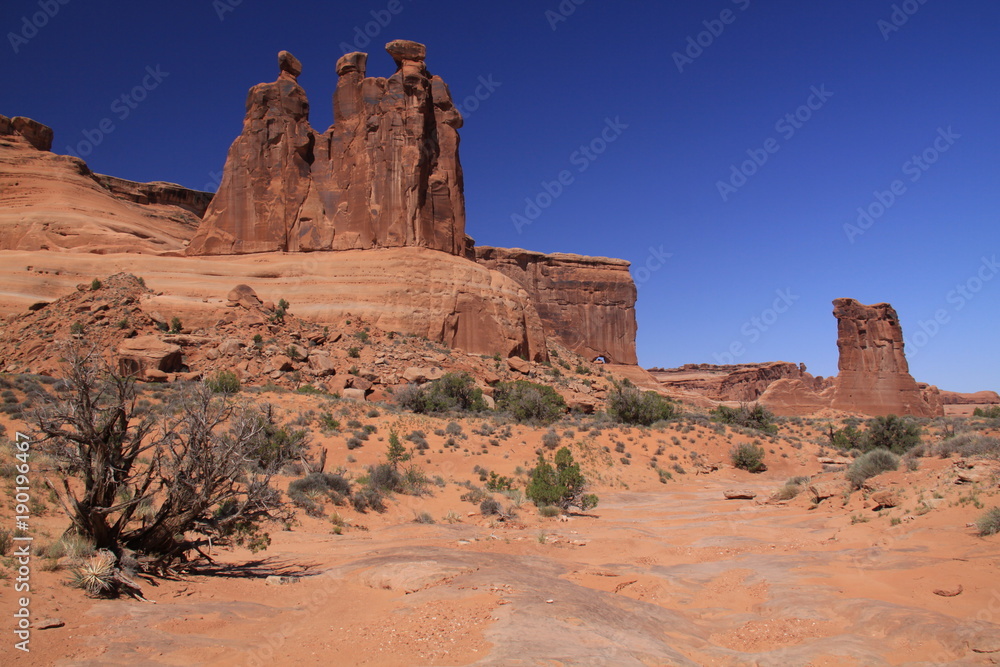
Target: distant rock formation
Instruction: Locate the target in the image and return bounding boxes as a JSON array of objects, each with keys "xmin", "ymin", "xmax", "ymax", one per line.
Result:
[
  {"xmin": 0, "ymin": 115, "xmax": 210, "ymax": 253},
  {"xmin": 649, "ymin": 362, "xmax": 821, "ymax": 403},
  {"xmin": 939, "ymin": 390, "xmax": 1000, "ymax": 405},
  {"xmin": 829, "ymin": 298, "xmax": 941, "ymax": 417},
  {"xmin": 474, "ymin": 247, "xmax": 638, "ymax": 365},
  {"xmin": 187, "ymin": 42, "xmax": 466, "ymax": 256}
]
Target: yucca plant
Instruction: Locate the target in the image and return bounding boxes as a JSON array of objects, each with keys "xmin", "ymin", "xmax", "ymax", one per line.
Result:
[{"xmin": 70, "ymin": 551, "xmax": 117, "ymax": 598}]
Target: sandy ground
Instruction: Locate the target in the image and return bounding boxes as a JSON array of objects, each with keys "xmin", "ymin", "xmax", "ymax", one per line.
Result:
[{"xmin": 1, "ymin": 391, "xmax": 999, "ymax": 666}]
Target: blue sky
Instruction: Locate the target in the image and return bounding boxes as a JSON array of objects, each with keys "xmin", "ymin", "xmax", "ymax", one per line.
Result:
[{"xmin": 5, "ymin": 0, "xmax": 998, "ymax": 391}]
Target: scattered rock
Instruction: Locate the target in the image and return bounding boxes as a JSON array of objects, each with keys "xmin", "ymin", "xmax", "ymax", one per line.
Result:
[
  {"xmin": 870, "ymin": 490, "xmax": 899, "ymax": 509},
  {"xmin": 809, "ymin": 483, "xmax": 841, "ymax": 503},
  {"xmin": 932, "ymin": 585, "xmax": 963, "ymax": 597},
  {"xmin": 265, "ymin": 575, "xmax": 300, "ymax": 586},
  {"xmin": 342, "ymin": 388, "xmax": 367, "ymax": 401},
  {"xmin": 36, "ymin": 618, "xmax": 65, "ymax": 630},
  {"xmin": 507, "ymin": 356, "xmax": 530, "ymax": 374},
  {"xmin": 308, "ymin": 354, "xmax": 337, "ymax": 376},
  {"xmin": 117, "ymin": 336, "xmax": 183, "ymax": 375},
  {"xmin": 724, "ymin": 489, "xmax": 757, "ymax": 500}
]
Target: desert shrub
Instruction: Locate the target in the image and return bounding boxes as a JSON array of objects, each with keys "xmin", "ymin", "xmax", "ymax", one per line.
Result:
[
  {"xmin": 406, "ymin": 429, "xmax": 429, "ymax": 450},
  {"xmin": 846, "ymin": 448, "xmax": 900, "ymax": 489},
  {"xmin": 0, "ymin": 529, "xmax": 12, "ymax": 556},
  {"xmin": 32, "ymin": 347, "xmax": 293, "ymax": 576},
  {"xmin": 459, "ymin": 483, "xmax": 490, "ymax": 505},
  {"xmin": 486, "ymin": 471, "xmax": 513, "ymax": 491},
  {"xmin": 347, "ymin": 347, "xmax": 360, "ymax": 358},
  {"xmin": 711, "ymin": 403, "xmax": 778, "ymax": 434},
  {"xmin": 976, "ymin": 507, "xmax": 1000, "ymax": 536},
  {"xmin": 773, "ymin": 476, "xmax": 809, "ymax": 501},
  {"xmin": 973, "ymin": 406, "xmax": 1000, "ymax": 419},
  {"xmin": 170, "ymin": 317, "xmax": 183, "ymax": 334},
  {"xmin": 287, "ymin": 472, "xmax": 352, "ymax": 516},
  {"xmin": 206, "ymin": 370, "xmax": 241, "ymax": 395},
  {"xmin": 538, "ymin": 505, "xmax": 561, "ymax": 518},
  {"xmin": 90, "ymin": 278, "xmax": 102, "ymax": 291},
  {"xmin": 526, "ymin": 447, "xmax": 598, "ymax": 510},
  {"xmin": 828, "ymin": 423, "xmax": 863, "ymax": 450},
  {"xmin": 397, "ymin": 373, "xmax": 487, "ymax": 414},
  {"xmin": 542, "ymin": 429, "xmax": 561, "ymax": 450},
  {"xmin": 494, "ymin": 380, "xmax": 566, "ymax": 424},
  {"xmin": 730, "ymin": 442, "xmax": 766, "ymax": 472},
  {"xmin": 480, "ymin": 498, "xmax": 502, "ymax": 516},
  {"xmin": 368, "ymin": 463, "xmax": 404, "ymax": 493},
  {"xmin": 350, "ymin": 487, "xmax": 386, "ymax": 513},
  {"xmin": 861, "ymin": 415, "xmax": 922, "ymax": 454},
  {"xmin": 937, "ymin": 433, "xmax": 1000, "ymax": 459},
  {"xmin": 607, "ymin": 380, "xmax": 677, "ymax": 425},
  {"xmin": 346, "ymin": 436, "xmax": 363, "ymax": 450},
  {"xmin": 37, "ymin": 533, "xmax": 95, "ymax": 560},
  {"xmin": 413, "ymin": 512, "xmax": 435, "ymax": 524},
  {"xmin": 69, "ymin": 551, "xmax": 118, "ymax": 598},
  {"xmin": 319, "ymin": 413, "xmax": 341, "ymax": 431}
]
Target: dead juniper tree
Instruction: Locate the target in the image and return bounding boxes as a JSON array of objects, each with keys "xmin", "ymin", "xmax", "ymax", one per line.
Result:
[{"xmin": 32, "ymin": 344, "xmax": 296, "ymax": 592}]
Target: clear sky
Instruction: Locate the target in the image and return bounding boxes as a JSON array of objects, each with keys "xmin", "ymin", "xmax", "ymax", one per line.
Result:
[{"xmin": 5, "ymin": 0, "xmax": 998, "ymax": 392}]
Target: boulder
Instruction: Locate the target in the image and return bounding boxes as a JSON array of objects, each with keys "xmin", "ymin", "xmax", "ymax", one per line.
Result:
[
  {"xmin": 269, "ymin": 355, "xmax": 294, "ymax": 372},
  {"xmin": 724, "ymin": 489, "xmax": 757, "ymax": 500},
  {"xmin": 809, "ymin": 483, "xmax": 842, "ymax": 503},
  {"xmin": 507, "ymin": 356, "xmax": 530, "ymax": 374},
  {"xmin": 342, "ymin": 388, "xmax": 367, "ymax": 401},
  {"xmin": 218, "ymin": 338, "xmax": 244, "ymax": 356},
  {"xmin": 227, "ymin": 285, "xmax": 261, "ymax": 309},
  {"xmin": 308, "ymin": 354, "xmax": 336, "ymax": 376},
  {"xmin": 870, "ymin": 490, "xmax": 899, "ymax": 508},
  {"xmin": 117, "ymin": 336, "xmax": 183, "ymax": 375}
]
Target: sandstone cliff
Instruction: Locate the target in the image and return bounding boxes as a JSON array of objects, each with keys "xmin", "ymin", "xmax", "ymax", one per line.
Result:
[
  {"xmin": 0, "ymin": 115, "xmax": 208, "ymax": 254},
  {"xmin": 187, "ymin": 43, "xmax": 466, "ymax": 256},
  {"xmin": 649, "ymin": 362, "xmax": 819, "ymax": 403},
  {"xmin": 475, "ymin": 246, "xmax": 638, "ymax": 365}
]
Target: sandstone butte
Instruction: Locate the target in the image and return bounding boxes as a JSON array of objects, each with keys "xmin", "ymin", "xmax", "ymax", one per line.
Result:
[{"xmin": 0, "ymin": 42, "xmax": 637, "ymax": 366}]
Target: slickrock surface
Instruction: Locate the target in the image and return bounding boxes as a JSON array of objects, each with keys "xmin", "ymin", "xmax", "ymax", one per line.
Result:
[{"xmin": 0, "ymin": 115, "xmax": 208, "ymax": 254}]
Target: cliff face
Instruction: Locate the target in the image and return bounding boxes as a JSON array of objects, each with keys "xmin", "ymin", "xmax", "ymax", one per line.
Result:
[
  {"xmin": 0, "ymin": 115, "xmax": 206, "ymax": 254},
  {"xmin": 474, "ymin": 246, "xmax": 638, "ymax": 365},
  {"xmin": 187, "ymin": 43, "xmax": 466, "ymax": 256},
  {"xmin": 830, "ymin": 298, "xmax": 941, "ymax": 417},
  {"xmin": 650, "ymin": 362, "xmax": 821, "ymax": 403}
]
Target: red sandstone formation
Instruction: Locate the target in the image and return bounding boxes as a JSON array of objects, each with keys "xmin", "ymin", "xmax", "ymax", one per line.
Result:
[
  {"xmin": 474, "ymin": 247, "xmax": 638, "ymax": 365},
  {"xmin": 0, "ymin": 115, "xmax": 208, "ymax": 254},
  {"xmin": 187, "ymin": 43, "xmax": 466, "ymax": 256},
  {"xmin": 939, "ymin": 390, "xmax": 1000, "ymax": 405},
  {"xmin": 829, "ymin": 298, "xmax": 941, "ymax": 417},
  {"xmin": 649, "ymin": 362, "xmax": 817, "ymax": 403}
]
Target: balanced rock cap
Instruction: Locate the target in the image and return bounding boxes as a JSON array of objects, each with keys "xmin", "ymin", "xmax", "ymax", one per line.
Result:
[
  {"xmin": 385, "ymin": 39, "xmax": 426, "ymax": 64},
  {"xmin": 278, "ymin": 50, "xmax": 302, "ymax": 77},
  {"xmin": 336, "ymin": 52, "xmax": 368, "ymax": 77}
]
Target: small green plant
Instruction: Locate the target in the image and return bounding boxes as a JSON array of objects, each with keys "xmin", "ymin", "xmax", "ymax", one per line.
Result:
[
  {"xmin": 205, "ymin": 370, "xmax": 241, "ymax": 394},
  {"xmin": 846, "ymin": 449, "xmax": 900, "ymax": 489},
  {"xmin": 711, "ymin": 403, "xmax": 778, "ymax": 434},
  {"xmin": 386, "ymin": 430, "xmax": 410, "ymax": 470},
  {"xmin": 170, "ymin": 316, "xmax": 182, "ymax": 334},
  {"xmin": 538, "ymin": 506, "xmax": 561, "ymax": 518},
  {"xmin": 252, "ymin": 333, "xmax": 264, "ymax": 347},
  {"xmin": 730, "ymin": 442, "xmax": 766, "ymax": 472},
  {"xmin": 973, "ymin": 406, "xmax": 1000, "ymax": 419},
  {"xmin": 355, "ymin": 331, "xmax": 370, "ymax": 343},
  {"xmin": 607, "ymin": 380, "xmax": 677, "ymax": 425},
  {"xmin": 486, "ymin": 471, "xmax": 513, "ymax": 491},
  {"xmin": 976, "ymin": 507, "xmax": 1000, "ymax": 536},
  {"xmin": 69, "ymin": 551, "xmax": 117, "ymax": 598},
  {"xmin": 348, "ymin": 347, "xmax": 360, "ymax": 359},
  {"xmin": 526, "ymin": 447, "xmax": 598, "ymax": 511},
  {"xmin": 69, "ymin": 321, "xmax": 85, "ymax": 335},
  {"xmin": 397, "ymin": 373, "xmax": 487, "ymax": 414},
  {"xmin": 861, "ymin": 415, "xmax": 922, "ymax": 454},
  {"xmin": 286, "ymin": 344, "xmax": 301, "ymax": 360},
  {"xmin": 494, "ymin": 380, "xmax": 566, "ymax": 424},
  {"xmin": 90, "ymin": 278, "xmax": 102, "ymax": 291}
]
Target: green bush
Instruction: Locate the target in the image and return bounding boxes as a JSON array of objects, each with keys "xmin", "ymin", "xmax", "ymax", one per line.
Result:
[
  {"xmin": 90, "ymin": 278, "xmax": 102, "ymax": 291},
  {"xmin": 494, "ymin": 380, "xmax": 566, "ymax": 424},
  {"xmin": 206, "ymin": 370, "xmax": 241, "ymax": 394},
  {"xmin": 347, "ymin": 347, "xmax": 360, "ymax": 358},
  {"xmin": 976, "ymin": 507, "xmax": 1000, "ymax": 536},
  {"xmin": 861, "ymin": 415, "xmax": 922, "ymax": 454},
  {"xmin": 828, "ymin": 423, "xmax": 863, "ymax": 450},
  {"xmin": 711, "ymin": 403, "xmax": 778, "ymax": 434},
  {"xmin": 936, "ymin": 433, "xmax": 1000, "ymax": 459},
  {"xmin": 730, "ymin": 442, "xmax": 766, "ymax": 472},
  {"xmin": 526, "ymin": 447, "xmax": 598, "ymax": 510},
  {"xmin": 287, "ymin": 472, "xmax": 351, "ymax": 516},
  {"xmin": 397, "ymin": 373, "xmax": 487, "ymax": 414},
  {"xmin": 538, "ymin": 505, "xmax": 561, "ymax": 518},
  {"xmin": 973, "ymin": 406, "xmax": 1000, "ymax": 419},
  {"xmin": 170, "ymin": 317, "xmax": 183, "ymax": 334},
  {"xmin": 846, "ymin": 448, "xmax": 900, "ymax": 489},
  {"xmin": 480, "ymin": 498, "xmax": 502, "ymax": 516},
  {"xmin": 607, "ymin": 380, "xmax": 677, "ymax": 425}
]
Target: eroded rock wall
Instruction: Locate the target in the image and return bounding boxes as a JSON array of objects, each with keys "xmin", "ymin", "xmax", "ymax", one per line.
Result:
[{"xmin": 474, "ymin": 246, "xmax": 638, "ymax": 365}]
